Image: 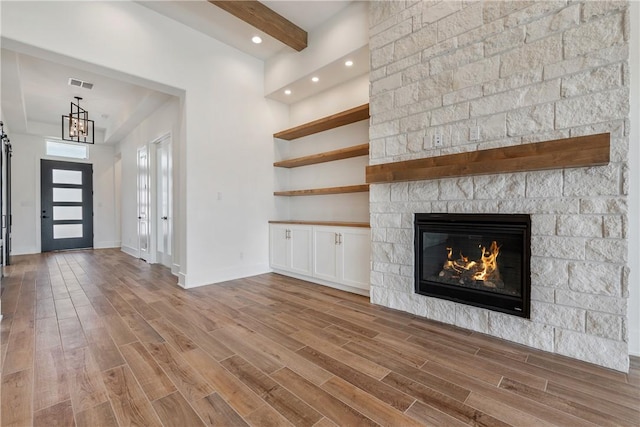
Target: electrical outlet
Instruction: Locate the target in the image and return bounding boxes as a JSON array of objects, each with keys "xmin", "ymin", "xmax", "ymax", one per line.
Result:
[
  {"xmin": 470, "ymin": 126, "xmax": 480, "ymax": 141},
  {"xmin": 433, "ymin": 132, "xmax": 443, "ymax": 147}
]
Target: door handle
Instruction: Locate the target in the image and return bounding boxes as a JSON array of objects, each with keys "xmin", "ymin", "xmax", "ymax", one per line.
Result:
[
  {"xmin": 42, "ymin": 215, "xmax": 49, "ymax": 219},
  {"xmin": 161, "ymin": 216, "xmax": 168, "ymax": 220},
  {"xmin": 138, "ymin": 216, "xmax": 142, "ymax": 220}
]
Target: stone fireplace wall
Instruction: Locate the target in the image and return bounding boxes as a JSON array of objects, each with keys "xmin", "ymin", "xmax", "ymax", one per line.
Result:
[{"xmin": 369, "ymin": 1, "xmax": 630, "ymax": 371}]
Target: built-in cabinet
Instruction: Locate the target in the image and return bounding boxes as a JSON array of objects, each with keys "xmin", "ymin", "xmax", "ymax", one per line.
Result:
[
  {"xmin": 270, "ymin": 104, "xmax": 372, "ymax": 295},
  {"xmin": 269, "ymin": 222, "xmax": 370, "ymax": 295}
]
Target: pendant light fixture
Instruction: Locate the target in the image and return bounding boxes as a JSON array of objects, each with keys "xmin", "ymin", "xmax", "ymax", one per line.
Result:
[{"xmin": 62, "ymin": 96, "xmax": 94, "ymax": 144}]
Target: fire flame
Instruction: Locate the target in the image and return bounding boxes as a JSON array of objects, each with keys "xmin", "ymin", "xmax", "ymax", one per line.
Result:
[{"xmin": 442, "ymin": 241, "xmax": 501, "ymax": 283}]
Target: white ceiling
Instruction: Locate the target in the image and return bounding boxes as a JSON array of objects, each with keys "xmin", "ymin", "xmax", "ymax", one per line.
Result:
[{"xmin": 1, "ymin": 0, "xmax": 362, "ymax": 144}]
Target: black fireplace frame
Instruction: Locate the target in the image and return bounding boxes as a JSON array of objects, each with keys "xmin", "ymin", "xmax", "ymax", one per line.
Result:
[{"xmin": 414, "ymin": 213, "xmax": 531, "ymax": 318}]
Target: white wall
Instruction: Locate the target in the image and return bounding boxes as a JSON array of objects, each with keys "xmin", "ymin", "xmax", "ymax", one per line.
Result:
[
  {"xmin": 628, "ymin": 1, "xmax": 639, "ymax": 357},
  {"xmin": 11, "ymin": 133, "xmax": 118, "ymax": 254},
  {"xmin": 2, "ymin": 1, "xmax": 288, "ymax": 287}
]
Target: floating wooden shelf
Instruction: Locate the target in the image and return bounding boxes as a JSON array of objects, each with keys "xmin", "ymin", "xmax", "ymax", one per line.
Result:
[
  {"xmin": 274, "ymin": 104, "xmax": 369, "ymax": 141},
  {"xmin": 269, "ymin": 220, "xmax": 370, "ymax": 228},
  {"xmin": 274, "ymin": 184, "xmax": 369, "ymax": 196},
  {"xmin": 274, "ymin": 143, "xmax": 369, "ymax": 168},
  {"xmin": 366, "ymin": 133, "xmax": 610, "ymax": 184}
]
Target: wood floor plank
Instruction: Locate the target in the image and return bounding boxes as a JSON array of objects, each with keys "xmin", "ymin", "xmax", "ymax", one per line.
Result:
[
  {"xmin": 33, "ymin": 399, "xmax": 75, "ymax": 427},
  {"xmin": 211, "ymin": 325, "xmax": 285, "ymax": 374},
  {"xmin": 35, "ymin": 297, "xmax": 57, "ymax": 319},
  {"xmin": 465, "ymin": 392, "xmax": 556, "ymax": 427},
  {"xmin": 102, "ymin": 365, "xmax": 163, "ymax": 427},
  {"xmin": 84, "ymin": 327, "xmax": 125, "ymax": 371},
  {"xmin": 119, "ymin": 341, "xmax": 177, "ymax": 402},
  {"xmin": 297, "ymin": 345, "xmax": 415, "ymax": 412},
  {"xmin": 75, "ymin": 401, "xmax": 118, "ymax": 427},
  {"xmin": 192, "ymin": 393, "xmax": 250, "ymax": 427},
  {"xmin": 181, "ymin": 348, "xmax": 264, "ymax": 417},
  {"xmin": 1, "ymin": 369, "xmax": 33, "ymax": 427},
  {"xmin": 3, "ymin": 326, "xmax": 35, "ymax": 375},
  {"xmin": 244, "ymin": 404, "xmax": 295, "ymax": 427},
  {"xmin": 58, "ymin": 316, "xmax": 88, "ymax": 352},
  {"xmin": 65, "ymin": 347, "xmax": 109, "ymax": 413},
  {"xmin": 221, "ymin": 355, "xmax": 323, "ymax": 426},
  {"xmin": 272, "ymin": 367, "xmax": 378, "ymax": 427},
  {"xmin": 35, "ymin": 316, "xmax": 62, "ymax": 350},
  {"xmin": 54, "ymin": 298, "xmax": 77, "ymax": 320},
  {"xmin": 152, "ymin": 391, "xmax": 206, "ymax": 427},
  {"xmin": 145, "ymin": 341, "xmax": 213, "ymax": 402},
  {"xmin": 33, "ymin": 346, "xmax": 71, "ymax": 412},
  {"xmin": 149, "ymin": 317, "xmax": 198, "ymax": 352}
]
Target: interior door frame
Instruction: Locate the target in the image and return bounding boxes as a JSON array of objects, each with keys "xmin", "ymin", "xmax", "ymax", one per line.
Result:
[
  {"xmin": 152, "ymin": 132, "xmax": 172, "ymax": 268},
  {"xmin": 137, "ymin": 146, "xmax": 152, "ymax": 262}
]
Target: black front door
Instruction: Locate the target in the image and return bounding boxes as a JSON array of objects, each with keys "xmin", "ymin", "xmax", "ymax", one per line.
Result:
[{"xmin": 41, "ymin": 159, "xmax": 93, "ymax": 252}]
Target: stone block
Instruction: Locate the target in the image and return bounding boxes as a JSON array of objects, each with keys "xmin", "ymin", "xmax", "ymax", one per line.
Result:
[
  {"xmin": 371, "ymin": 228, "xmax": 387, "ymax": 243},
  {"xmin": 385, "ymin": 135, "xmax": 408, "ymax": 156},
  {"xmin": 387, "ymin": 52, "xmax": 422, "ymax": 76},
  {"xmin": 373, "ymin": 262, "xmax": 400, "ymax": 274},
  {"xmin": 395, "ymin": 24, "xmax": 438, "ymax": 59},
  {"xmin": 586, "ymin": 311, "xmax": 622, "ymax": 340},
  {"xmin": 506, "ymin": 104, "xmax": 554, "ymax": 137},
  {"xmin": 525, "ymin": 170, "xmax": 562, "ymax": 198},
  {"xmin": 370, "ymin": 271, "xmax": 384, "ymax": 286},
  {"xmin": 564, "ymin": 12, "xmax": 625, "ymax": 59},
  {"xmin": 371, "ymin": 43, "xmax": 395, "ymax": 70},
  {"xmin": 424, "ymin": 297, "xmax": 457, "ymax": 324},
  {"xmin": 531, "ymin": 236, "xmax": 585, "ymax": 260},
  {"xmin": 544, "ymin": 44, "xmax": 628, "ymax": 81},
  {"xmin": 530, "ymin": 257, "xmax": 569, "ymax": 288},
  {"xmin": 483, "ymin": 1, "xmax": 533, "ymax": 24},
  {"xmin": 504, "ymin": 1, "xmax": 566, "ymax": 27},
  {"xmin": 474, "ymin": 174, "xmax": 525, "ymax": 200},
  {"xmin": 385, "ymin": 274, "xmax": 413, "ymax": 292},
  {"xmin": 483, "ymin": 68, "xmax": 543, "ymax": 96},
  {"xmin": 585, "ymin": 238, "xmax": 627, "ymax": 264},
  {"xmin": 500, "ymin": 34, "xmax": 562, "ymax": 78},
  {"xmin": 421, "ymin": 38, "xmax": 458, "ymax": 61},
  {"xmin": 453, "ymin": 56, "xmax": 501, "ymax": 91},
  {"xmin": 557, "ymin": 215, "xmax": 602, "ymax": 238},
  {"xmin": 400, "ymin": 112, "xmax": 430, "ymax": 133},
  {"xmin": 373, "ymin": 213, "xmax": 402, "ymax": 229},
  {"xmin": 556, "ymin": 289, "xmax": 626, "ymax": 315},
  {"xmin": 371, "ymin": 18, "xmax": 413, "ymax": 50},
  {"xmin": 471, "ymin": 79, "xmax": 559, "ymax": 117},
  {"xmin": 430, "ymin": 43, "xmax": 484, "ymax": 75},
  {"xmin": 418, "ymin": 71, "xmax": 454, "ymax": 100},
  {"xmin": 488, "ymin": 311, "xmax": 554, "ymax": 352},
  {"xmin": 531, "ymin": 301, "xmax": 585, "ymax": 332},
  {"xmin": 393, "ymin": 243, "xmax": 413, "ymax": 265},
  {"xmin": 530, "ymin": 285, "xmax": 555, "ymax": 303},
  {"xmin": 370, "ymin": 184, "xmax": 391, "ymax": 203},
  {"xmin": 369, "ymin": 139, "xmax": 386, "ymax": 161},
  {"xmin": 561, "ymin": 64, "xmax": 622, "ymax": 98},
  {"xmin": 443, "ymin": 85, "xmax": 483, "ymax": 106},
  {"xmin": 582, "ymin": 1, "xmax": 627, "ymax": 21},
  {"xmin": 391, "ymin": 183, "xmax": 409, "ymax": 202},
  {"xmin": 485, "ymin": 26, "xmax": 525, "ymax": 56},
  {"xmin": 568, "ymin": 261, "xmax": 622, "ymax": 296},
  {"xmin": 431, "ymin": 103, "xmax": 470, "ymax": 126},
  {"xmin": 455, "ymin": 305, "xmax": 489, "ymax": 334},
  {"xmin": 371, "ymin": 72, "xmax": 403, "ymax": 96},
  {"xmin": 458, "ymin": 19, "xmax": 504, "ymax": 47},
  {"xmin": 422, "ymin": 0, "xmax": 462, "ymax": 24},
  {"xmin": 371, "ymin": 91, "xmax": 395, "ymax": 115},
  {"xmin": 525, "ymin": 3, "xmax": 580, "ymax": 43},
  {"xmin": 530, "ymin": 214, "xmax": 556, "ymax": 236},
  {"xmin": 409, "ymin": 181, "xmax": 439, "ymax": 201},
  {"xmin": 564, "ymin": 164, "xmax": 621, "ymax": 197},
  {"xmin": 370, "ymin": 120, "xmax": 399, "ymax": 141},
  {"xmin": 580, "ymin": 198, "xmax": 627, "ymax": 215},
  {"xmin": 555, "ymin": 329, "xmax": 628, "ymax": 372},
  {"xmin": 437, "ymin": 2, "xmax": 483, "ymax": 41},
  {"xmin": 439, "ymin": 177, "xmax": 474, "ymax": 200},
  {"xmin": 499, "ymin": 198, "xmax": 580, "ymax": 215},
  {"xmin": 370, "ymin": 1, "xmax": 405, "ymax": 28},
  {"xmin": 603, "ymin": 215, "xmax": 624, "ymax": 238},
  {"xmin": 372, "ymin": 242, "xmax": 394, "ymax": 263}
]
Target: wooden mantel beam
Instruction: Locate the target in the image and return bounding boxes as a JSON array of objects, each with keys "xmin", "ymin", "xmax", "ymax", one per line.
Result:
[
  {"xmin": 366, "ymin": 133, "xmax": 611, "ymax": 184},
  {"xmin": 209, "ymin": 1, "xmax": 308, "ymax": 51}
]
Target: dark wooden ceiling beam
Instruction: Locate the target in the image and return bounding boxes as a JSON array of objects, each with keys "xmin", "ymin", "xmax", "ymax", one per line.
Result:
[{"xmin": 209, "ymin": 0, "xmax": 308, "ymax": 51}]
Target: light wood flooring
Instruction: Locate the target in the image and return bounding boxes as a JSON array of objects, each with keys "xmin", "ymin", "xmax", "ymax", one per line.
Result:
[{"xmin": 1, "ymin": 249, "xmax": 639, "ymax": 426}]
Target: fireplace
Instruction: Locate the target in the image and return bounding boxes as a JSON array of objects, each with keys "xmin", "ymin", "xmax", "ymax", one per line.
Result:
[{"xmin": 415, "ymin": 213, "xmax": 531, "ymax": 318}]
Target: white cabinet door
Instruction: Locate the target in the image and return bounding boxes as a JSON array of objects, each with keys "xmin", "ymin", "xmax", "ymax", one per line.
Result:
[
  {"xmin": 269, "ymin": 224, "xmax": 289, "ymax": 271},
  {"xmin": 313, "ymin": 227, "xmax": 339, "ymax": 282},
  {"xmin": 289, "ymin": 225, "xmax": 313, "ymax": 276},
  {"xmin": 339, "ymin": 227, "xmax": 371, "ymax": 290}
]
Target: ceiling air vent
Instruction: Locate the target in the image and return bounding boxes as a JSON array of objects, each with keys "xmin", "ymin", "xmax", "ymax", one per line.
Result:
[{"xmin": 68, "ymin": 78, "xmax": 94, "ymax": 90}]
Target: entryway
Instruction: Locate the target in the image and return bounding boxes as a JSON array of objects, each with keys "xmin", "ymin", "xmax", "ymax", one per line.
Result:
[{"xmin": 40, "ymin": 159, "xmax": 93, "ymax": 252}]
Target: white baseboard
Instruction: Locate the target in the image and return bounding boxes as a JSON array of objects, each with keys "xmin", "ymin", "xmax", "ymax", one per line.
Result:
[
  {"xmin": 121, "ymin": 245, "xmax": 139, "ymax": 258},
  {"xmin": 95, "ymin": 241, "xmax": 121, "ymax": 249},
  {"xmin": 180, "ymin": 263, "xmax": 270, "ymax": 289},
  {"xmin": 270, "ymin": 268, "xmax": 370, "ymax": 297},
  {"xmin": 172, "ymin": 263, "xmax": 180, "ymax": 277}
]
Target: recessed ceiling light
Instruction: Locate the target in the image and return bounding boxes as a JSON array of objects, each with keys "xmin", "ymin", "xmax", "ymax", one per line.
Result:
[
  {"xmin": 345, "ymin": 60, "xmax": 354, "ymax": 67},
  {"xmin": 311, "ymin": 76, "xmax": 319, "ymax": 83},
  {"xmin": 284, "ymin": 89, "xmax": 292, "ymax": 95},
  {"xmin": 251, "ymin": 36, "xmax": 262, "ymax": 44}
]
